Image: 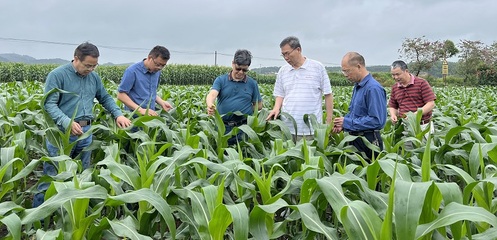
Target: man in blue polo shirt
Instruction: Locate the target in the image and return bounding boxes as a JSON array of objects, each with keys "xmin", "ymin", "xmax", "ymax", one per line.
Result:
[
  {"xmin": 206, "ymin": 49, "xmax": 263, "ymax": 145},
  {"xmin": 118, "ymin": 46, "xmax": 173, "ymax": 116},
  {"xmin": 333, "ymin": 52, "xmax": 387, "ymax": 160}
]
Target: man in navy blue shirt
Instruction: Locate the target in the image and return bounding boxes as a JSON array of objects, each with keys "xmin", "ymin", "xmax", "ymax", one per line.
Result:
[{"xmin": 333, "ymin": 52, "xmax": 387, "ymax": 160}]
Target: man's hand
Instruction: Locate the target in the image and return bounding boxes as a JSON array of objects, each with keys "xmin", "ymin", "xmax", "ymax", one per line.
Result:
[
  {"xmin": 332, "ymin": 117, "xmax": 344, "ymax": 133},
  {"xmin": 332, "ymin": 125, "xmax": 343, "ymax": 133},
  {"xmin": 116, "ymin": 116, "xmax": 131, "ymax": 128},
  {"xmin": 70, "ymin": 122, "xmax": 84, "ymax": 136},
  {"xmin": 160, "ymin": 101, "xmax": 173, "ymax": 112},
  {"xmin": 266, "ymin": 109, "xmax": 280, "ymax": 121},
  {"xmin": 207, "ymin": 103, "xmax": 216, "ymax": 115},
  {"xmin": 390, "ymin": 115, "xmax": 398, "ymax": 124},
  {"xmin": 138, "ymin": 107, "xmax": 158, "ymax": 116}
]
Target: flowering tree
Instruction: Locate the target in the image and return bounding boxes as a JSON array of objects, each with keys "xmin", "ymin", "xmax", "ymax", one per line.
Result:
[{"xmin": 399, "ymin": 36, "xmax": 458, "ymax": 76}]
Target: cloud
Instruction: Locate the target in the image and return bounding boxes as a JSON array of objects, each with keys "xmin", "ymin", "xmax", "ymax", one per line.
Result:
[{"xmin": 1, "ymin": 0, "xmax": 496, "ymax": 67}]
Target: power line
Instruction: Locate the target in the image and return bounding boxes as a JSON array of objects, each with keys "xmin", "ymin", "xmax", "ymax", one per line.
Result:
[{"xmin": 0, "ymin": 37, "xmax": 339, "ymax": 66}]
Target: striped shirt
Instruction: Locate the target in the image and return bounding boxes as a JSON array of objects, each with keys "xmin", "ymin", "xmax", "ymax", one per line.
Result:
[
  {"xmin": 388, "ymin": 75, "xmax": 436, "ymax": 123},
  {"xmin": 273, "ymin": 58, "xmax": 332, "ymax": 135}
]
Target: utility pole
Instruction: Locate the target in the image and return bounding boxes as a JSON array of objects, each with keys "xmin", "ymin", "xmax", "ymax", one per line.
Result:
[{"xmin": 214, "ymin": 51, "xmax": 217, "ymax": 66}]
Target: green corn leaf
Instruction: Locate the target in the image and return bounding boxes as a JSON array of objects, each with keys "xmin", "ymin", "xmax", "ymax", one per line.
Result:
[
  {"xmin": 108, "ymin": 216, "xmax": 153, "ymax": 240},
  {"xmin": 295, "ymin": 202, "xmax": 338, "ymax": 240},
  {"xmin": 97, "ymin": 159, "xmax": 141, "ymax": 189},
  {"xmin": 378, "ymin": 159, "xmax": 412, "ymax": 182},
  {"xmin": 0, "ymin": 213, "xmax": 21, "ymax": 240},
  {"xmin": 35, "ymin": 229, "xmax": 63, "ymax": 240},
  {"xmin": 106, "ymin": 188, "xmax": 176, "ymax": 238},
  {"xmin": 394, "ymin": 180, "xmax": 432, "ymax": 240},
  {"xmin": 340, "ymin": 200, "xmax": 381, "ymax": 240},
  {"xmin": 415, "ymin": 202, "xmax": 497, "ymax": 239},
  {"xmin": 225, "ymin": 203, "xmax": 249, "ymax": 240},
  {"xmin": 316, "ymin": 176, "xmax": 350, "ymax": 222},
  {"xmin": 21, "ymin": 185, "xmax": 107, "ymax": 224}
]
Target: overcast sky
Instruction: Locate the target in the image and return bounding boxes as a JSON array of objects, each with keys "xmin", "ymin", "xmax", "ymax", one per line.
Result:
[{"xmin": 1, "ymin": 0, "xmax": 495, "ymax": 67}]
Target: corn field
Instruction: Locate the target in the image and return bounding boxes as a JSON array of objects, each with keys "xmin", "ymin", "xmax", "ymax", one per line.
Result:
[
  {"xmin": 0, "ymin": 63, "xmax": 277, "ymax": 85},
  {"xmin": 0, "ymin": 62, "xmax": 356, "ymax": 86},
  {"xmin": 1, "ymin": 77, "xmax": 497, "ymax": 239}
]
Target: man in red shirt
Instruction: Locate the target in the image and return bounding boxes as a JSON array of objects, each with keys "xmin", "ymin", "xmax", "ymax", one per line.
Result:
[{"xmin": 388, "ymin": 60, "xmax": 436, "ymax": 127}]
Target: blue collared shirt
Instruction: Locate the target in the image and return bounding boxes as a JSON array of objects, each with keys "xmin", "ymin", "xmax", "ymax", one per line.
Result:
[
  {"xmin": 343, "ymin": 73, "xmax": 387, "ymax": 132},
  {"xmin": 211, "ymin": 72, "xmax": 262, "ymax": 121},
  {"xmin": 44, "ymin": 63, "xmax": 123, "ymax": 130},
  {"xmin": 118, "ymin": 60, "xmax": 161, "ymax": 110}
]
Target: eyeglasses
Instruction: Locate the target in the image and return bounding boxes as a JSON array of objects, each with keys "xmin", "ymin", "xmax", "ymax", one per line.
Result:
[
  {"xmin": 235, "ymin": 67, "xmax": 249, "ymax": 73},
  {"xmin": 151, "ymin": 58, "xmax": 167, "ymax": 68},
  {"xmin": 83, "ymin": 63, "xmax": 98, "ymax": 70},
  {"xmin": 281, "ymin": 47, "xmax": 297, "ymax": 58},
  {"xmin": 76, "ymin": 56, "xmax": 98, "ymax": 69},
  {"xmin": 341, "ymin": 65, "xmax": 359, "ymax": 75}
]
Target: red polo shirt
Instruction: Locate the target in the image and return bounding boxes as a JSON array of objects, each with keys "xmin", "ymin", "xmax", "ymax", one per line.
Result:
[{"xmin": 388, "ymin": 75, "xmax": 436, "ymax": 123}]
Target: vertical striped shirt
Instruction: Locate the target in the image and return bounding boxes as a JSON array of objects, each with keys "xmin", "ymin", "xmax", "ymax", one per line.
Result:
[{"xmin": 273, "ymin": 58, "xmax": 332, "ymax": 135}]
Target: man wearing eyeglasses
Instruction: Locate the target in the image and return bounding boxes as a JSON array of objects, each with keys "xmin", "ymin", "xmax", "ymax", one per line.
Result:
[
  {"xmin": 266, "ymin": 36, "xmax": 333, "ymax": 141},
  {"xmin": 117, "ymin": 45, "xmax": 173, "ymax": 117},
  {"xmin": 206, "ymin": 49, "xmax": 263, "ymax": 145},
  {"xmin": 35, "ymin": 42, "xmax": 132, "ymax": 207}
]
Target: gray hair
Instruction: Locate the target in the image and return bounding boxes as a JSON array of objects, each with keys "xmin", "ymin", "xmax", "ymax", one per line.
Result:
[
  {"xmin": 280, "ymin": 36, "xmax": 301, "ymax": 49},
  {"xmin": 391, "ymin": 60, "xmax": 408, "ymax": 71},
  {"xmin": 233, "ymin": 49, "xmax": 252, "ymax": 66},
  {"xmin": 345, "ymin": 52, "xmax": 366, "ymax": 67}
]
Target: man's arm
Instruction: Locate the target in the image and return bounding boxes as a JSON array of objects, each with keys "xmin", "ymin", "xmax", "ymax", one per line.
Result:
[
  {"xmin": 155, "ymin": 95, "xmax": 172, "ymax": 112},
  {"xmin": 324, "ymin": 93, "xmax": 333, "ymax": 124},
  {"xmin": 255, "ymin": 101, "xmax": 263, "ymax": 110},
  {"xmin": 117, "ymin": 92, "xmax": 140, "ymax": 111},
  {"xmin": 421, "ymin": 101, "xmax": 435, "ymax": 114},
  {"xmin": 206, "ymin": 89, "xmax": 219, "ymax": 115},
  {"xmin": 266, "ymin": 96, "xmax": 283, "ymax": 120},
  {"xmin": 388, "ymin": 107, "xmax": 399, "ymax": 124}
]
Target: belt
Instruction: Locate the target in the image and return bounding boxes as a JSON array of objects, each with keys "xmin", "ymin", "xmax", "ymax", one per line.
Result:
[
  {"xmin": 349, "ymin": 130, "xmax": 380, "ymax": 136},
  {"xmin": 76, "ymin": 120, "xmax": 91, "ymax": 127},
  {"xmin": 224, "ymin": 119, "xmax": 246, "ymax": 127},
  {"xmin": 421, "ymin": 120, "xmax": 430, "ymax": 125}
]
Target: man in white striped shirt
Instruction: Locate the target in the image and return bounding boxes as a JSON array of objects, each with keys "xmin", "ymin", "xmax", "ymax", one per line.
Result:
[{"xmin": 266, "ymin": 36, "xmax": 334, "ymax": 141}]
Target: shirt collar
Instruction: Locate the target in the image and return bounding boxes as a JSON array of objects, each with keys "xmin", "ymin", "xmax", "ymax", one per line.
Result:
[
  {"xmin": 139, "ymin": 59, "xmax": 151, "ymax": 74},
  {"xmin": 356, "ymin": 73, "xmax": 372, "ymax": 88},
  {"xmin": 228, "ymin": 71, "xmax": 247, "ymax": 83},
  {"xmin": 70, "ymin": 60, "xmax": 85, "ymax": 77},
  {"xmin": 397, "ymin": 74, "xmax": 415, "ymax": 87}
]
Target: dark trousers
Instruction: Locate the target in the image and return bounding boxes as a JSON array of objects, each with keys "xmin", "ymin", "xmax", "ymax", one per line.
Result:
[
  {"xmin": 223, "ymin": 116, "xmax": 247, "ymax": 145},
  {"xmin": 349, "ymin": 130, "xmax": 383, "ymax": 160}
]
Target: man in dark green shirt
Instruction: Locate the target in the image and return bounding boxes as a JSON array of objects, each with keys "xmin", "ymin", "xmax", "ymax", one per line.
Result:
[{"xmin": 33, "ymin": 42, "xmax": 131, "ymax": 207}]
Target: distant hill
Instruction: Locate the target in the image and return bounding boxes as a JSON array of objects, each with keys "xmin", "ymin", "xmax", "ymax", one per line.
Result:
[
  {"xmin": 251, "ymin": 65, "xmax": 391, "ymax": 75},
  {"xmin": 0, "ymin": 53, "xmax": 69, "ymax": 64}
]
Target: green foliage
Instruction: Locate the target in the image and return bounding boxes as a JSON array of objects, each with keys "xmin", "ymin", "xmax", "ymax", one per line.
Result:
[
  {"xmin": 477, "ymin": 64, "xmax": 497, "ymax": 86},
  {"xmin": 372, "ymin": 72, "xmax": 395, "ymax": 86},
  {"xmin": 0, "ymin": 62, "xmax": 276, "ymax": 85},
  {"xmin": 3, "ymin": 81, "xmax": 497, "ymax": 239}
]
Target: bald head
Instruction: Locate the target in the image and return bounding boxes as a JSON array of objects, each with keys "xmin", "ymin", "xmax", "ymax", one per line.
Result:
[
  {"xmin": 343, "ymin": 52, "xmax": 366, "ymax": 67},
  {"xmin": 341, "ymin": 52, "xmax": 368, "ymax": 83}
]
